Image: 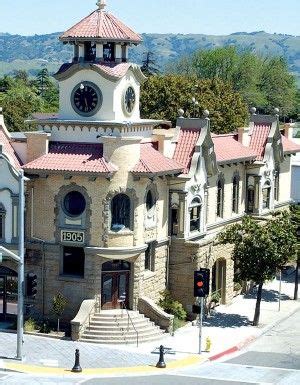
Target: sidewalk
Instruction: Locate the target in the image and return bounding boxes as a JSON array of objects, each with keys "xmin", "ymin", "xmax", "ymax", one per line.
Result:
[{"xmin": 0, "ymin": 273, "xmax": 299, "ymax": 375}]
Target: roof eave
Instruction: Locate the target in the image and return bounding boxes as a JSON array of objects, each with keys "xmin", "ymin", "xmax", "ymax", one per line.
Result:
[
  {"xmin": 217, "ymin": 156, "xmax": 256, "ymax": 165},
  {"xmin": 131, "ymin": 169, "xmax": 183, "ymax": 177},
  {"xmin": 23, "ymin": 168, "xmax": 116, "ymax": 178},
  {"xmin": 59, "ymin": 36, "xmax": 142, "ymax": 44}
]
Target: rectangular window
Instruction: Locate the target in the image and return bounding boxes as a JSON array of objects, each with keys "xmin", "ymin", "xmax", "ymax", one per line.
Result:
[
  {"xmin": 62, "ymin": 246, "xmax": 85, "ymax": 278},
  {"xmin": 145, "ymin": 242, "xmax": 155, "ymax": 272},
  {"xmin": 262, "ymin": 188, "xmax": 270, "ymax": 209},
  {"xmin": 232, "ymin": 177, "xmax": 239, "ymax": 214}
]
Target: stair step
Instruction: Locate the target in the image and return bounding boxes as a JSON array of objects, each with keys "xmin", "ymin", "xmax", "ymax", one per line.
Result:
[
  {"xmin": 88, "ymin": 319, "xmax": 152, "ymax": 328},
  {"xmin": 80, "ymin": 333, "xmax": 164, "ymax": 345},
  {"xmin": 83, "ymin": 327, "xmax": 162, "ymax": 337}
]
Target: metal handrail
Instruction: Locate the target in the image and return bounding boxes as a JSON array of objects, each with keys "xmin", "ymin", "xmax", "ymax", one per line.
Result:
[{"xmin": 121, "ymin": 301, "xmax": 139, "ymax": 347}]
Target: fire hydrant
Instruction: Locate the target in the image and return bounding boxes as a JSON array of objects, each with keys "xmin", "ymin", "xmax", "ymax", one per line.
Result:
[{"xmin": 205, "ymin": 337, "xmax": 212, "ymax": 352}]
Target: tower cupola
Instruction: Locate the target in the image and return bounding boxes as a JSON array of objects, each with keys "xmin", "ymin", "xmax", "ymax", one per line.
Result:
[{"xmin": 60, "ymin": 0, "xmax": 142, "ymax": 64}]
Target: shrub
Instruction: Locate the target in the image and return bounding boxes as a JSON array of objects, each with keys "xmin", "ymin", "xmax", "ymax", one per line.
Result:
[
  {"xmin": 234, "ymin": 282, "xmax": 242, "ymax": 292},
  {"xmin": 24, "ymin": 318, "xmax": 36, "ymax": 332},
  {"xmin": 210, "ymin": 291, "xmax": 221, "ymax": 303},
  {"xmin": 158, "ymin": 290, "xmax": 187, "ymax": 320}
]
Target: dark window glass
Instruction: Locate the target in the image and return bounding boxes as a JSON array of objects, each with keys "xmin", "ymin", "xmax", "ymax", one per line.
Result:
[
  {"xmin": 84, "ymin": 42, "xmax": 96, "ymax": 61},
  {"xmin": 63, "ymin": 191, "xmax": 86, "ymax": 216},
  {"xmin": 103, "ymin": 43, "xmax": 115, "ymax": 62},
  {"xmin": 247, "ymin": 187, "xmax": 255, "ymax": 213},
  {"xmin": 62, "ymin": 246, "xmax": 85, "ymax": 277},
  {"xmin": 111, "ymin": 194, "xmax": 131, "ymax": 230},
  {"xmin": 217, "ymin": 180, "xmax": 224, "ymax": 218},
  {"xmin": 232, "ymin": 176, "xmax": 239, "ymax": 214},
  {"xmin": 262, "ymin": 186, "xmax": 271, "ymax": 209},
  {"xmin": 146, "ymin": 190, "xmax": 154, "ymax": 211},
  {"xmin": 145, "ymin": 243, "xmax": 155, "ymax": 271},
  {"xmin": 102, "ymin": 260, "xmax": 131, "ymax": 272},
  {"xmin": 171, "ymin": 208, "xmax": 178, "ymax": 236},
  {"xmin": 0, "ymin": 215, "xmax": 4, "ymax": 240},
  {"xmin": 190, "ymin": 198, "xmax": 201, "ymax": 232}
]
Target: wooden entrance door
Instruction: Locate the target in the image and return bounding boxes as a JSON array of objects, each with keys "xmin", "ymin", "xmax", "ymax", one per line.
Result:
[{"xmin": 101, "ymin": 271, "xmax": 130, "ymax": 310}]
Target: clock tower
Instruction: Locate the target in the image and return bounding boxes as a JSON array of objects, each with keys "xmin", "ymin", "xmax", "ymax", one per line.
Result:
[{"xmin": 54, "ymin": 0, "xmax": 146, "ymax": 123}]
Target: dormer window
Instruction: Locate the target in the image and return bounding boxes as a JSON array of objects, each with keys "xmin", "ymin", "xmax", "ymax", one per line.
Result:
[
  {"xmin": 84, "ymin": 42, "xmax": 96, "ymax": 62},
  {"xmin": 103, "ymin": 43, "xmax": 115, "ymax": 62}
]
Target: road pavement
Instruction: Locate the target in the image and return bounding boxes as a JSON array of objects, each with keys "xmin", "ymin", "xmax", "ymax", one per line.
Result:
[{"xmin": 0, "ymin": 308, "xmax": 299, "ymax": 384}]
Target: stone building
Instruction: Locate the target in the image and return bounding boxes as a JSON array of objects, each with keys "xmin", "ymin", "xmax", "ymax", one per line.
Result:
[{"xmin": 0, "ymin": 1, "xmax": 300, "ymax": 341}]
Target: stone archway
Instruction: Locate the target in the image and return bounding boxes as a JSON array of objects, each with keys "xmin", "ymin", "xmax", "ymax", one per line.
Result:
[{"xmin": 212, "ymin": 258, "xmax": 227, "ymax": 304}]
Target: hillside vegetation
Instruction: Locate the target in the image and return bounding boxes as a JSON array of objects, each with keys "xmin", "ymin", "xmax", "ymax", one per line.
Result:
[{"xmin": 0, "ymin": 31, "xmax": 299, "ymax": 83}]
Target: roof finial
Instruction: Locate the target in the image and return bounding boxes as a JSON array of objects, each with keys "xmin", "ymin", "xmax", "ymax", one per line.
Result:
[{"xmin": 97, "ymin": 0, "xmax": 106, "ymax": 10}]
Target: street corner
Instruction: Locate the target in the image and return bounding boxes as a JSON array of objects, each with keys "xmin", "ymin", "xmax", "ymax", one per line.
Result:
[{"xmin": 2, "ymin": 354, "xmax": 206, "ymax": 377}]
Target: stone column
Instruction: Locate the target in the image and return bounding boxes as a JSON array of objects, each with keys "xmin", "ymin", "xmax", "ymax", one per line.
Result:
[
  {"xmin": 177, "ymin": 192, "xmax": 187, "ymax": 238},
  {"xmin": 78, "ymin": 44, "xmax": 84, "ymax": 62},
  {"xmin": 73, "ymin": 44, "xmax": 79, "ymax": 62},
  {"xmin": 96, "ymin": 43, "xmax": 103, "ymax": 61},
  {"xmin": 115, "ymin": 44, "xmax": 122, "ymax": 63}
]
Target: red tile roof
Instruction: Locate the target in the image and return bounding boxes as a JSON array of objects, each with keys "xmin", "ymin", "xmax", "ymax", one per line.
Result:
[
  {"xmin": 0, "ymin": 127, "xmax": 22, "ymax": 169},
  {"xmin": 55, "ymin": 62, "xmax": 133, "ymax": 81},
  {"xmin": 23, "ymin": 142, "xmax": 117, "ymax": 175},
  {"xmin": 212, "ymin": 134, "xmax": 257, "ymax": 164},
  {"xmin": 132, "ymin": 143, "xmax": 183, "ymax": 175},
  {"xmin": 173, "ymin": 128, "xmax": 201, "ymax": 174},
  {"xmin": 60, "ymin": 9, "xmax": 142, "ymax": 43},
  {"xmin": 249, "ymin": 123, "xmax": 272, "ymax": 161},
  {"xmin": 281, "ymin": 135, "xmax": 300, "ymax": 154}
]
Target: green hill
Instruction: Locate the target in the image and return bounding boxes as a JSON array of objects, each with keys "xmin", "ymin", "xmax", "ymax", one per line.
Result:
[{"xmin": 0, "ymin": 31, "xmax": 299, "ymax": 83}]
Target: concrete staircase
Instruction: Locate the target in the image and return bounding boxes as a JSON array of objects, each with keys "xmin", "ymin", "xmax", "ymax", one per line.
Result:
[{"xmin": 80, "ymin": 309, "xmax": 165, "ymax": 344}]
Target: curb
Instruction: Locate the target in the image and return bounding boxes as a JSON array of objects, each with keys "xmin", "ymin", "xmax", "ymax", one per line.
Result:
[{"xmin": 208, "ymin": 303, "xmax": 300, "ymax": 362}]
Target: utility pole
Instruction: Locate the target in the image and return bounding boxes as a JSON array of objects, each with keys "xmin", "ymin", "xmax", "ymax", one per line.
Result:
[{"xmin": 17, "ymin": 170, "xmax": 25, "ymax": 360}]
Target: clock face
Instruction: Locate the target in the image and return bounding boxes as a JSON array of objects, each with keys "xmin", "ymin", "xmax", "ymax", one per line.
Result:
[
  {"xmin": 124, "ymin": 86, "xmax": 136, "ymax": 115},
  {"xmin": 71, "ymin": 82, "xmax": 102, "ymax": 117}
]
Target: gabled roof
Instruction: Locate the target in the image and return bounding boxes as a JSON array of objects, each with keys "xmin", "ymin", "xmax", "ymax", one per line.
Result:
[
  {"xmin": 60, "ymin": 9, "xmax": 142, "ymax": 44},
  {"xmin": 249, "ymin": 123, "xmax": 272, "ymax": 161},
  {"xmin": 212, "ymin": 134, "xmax": 257, "ymax": 164},
  {"xmin": 23, "ymin": 142, "xmax": 117, "ymax": 176},
  {"xmin": 0, "ymin": 126, "xmax": 22, "ymax": 169},
  {"xmin": 173, "ymin": 128, "xmax": 201, "ymax": 174},
  {"xmin": 54, "ymin": 62, "xmax": 146, "ymax": 83},
  {"xmin": 132, "ymin": 142, "xmax": 183, "ymax": 176},
  {"xmin": 281, "ymin": 135, "xmax": 300, "ymax": 154}
]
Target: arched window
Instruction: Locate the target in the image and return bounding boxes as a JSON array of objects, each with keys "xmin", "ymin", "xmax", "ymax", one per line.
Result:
[
  {"xmin": 247, "ymin": 186, "xmax": 255, "ymax": 213},
  {"xmin": 111, "ymin": 194, "xmax": 131, "ymax": 230},
  {"xmin": 0, "ymin": 203, "xmax": 6, "ymax": 242},
  {"xmin": 217, "ymin": 177, "xmax": 224, "ymax": 218},
  {"xmin": 189, "ymin": 197, "xmax": 202, "ymax": 232},
  {"xmin": 232, "ymin": 174, "xmax": 240, "ymax": 214},
  {"xmin": 274, "ymin": 167, "xmax": 280, "ymax": 201},
  {"xmin": 262, "ymin": 181, "xmax": 271, "ymax": 209},
  {"xmin": 146, "ymin": 190, "xmax": 155, "ymax": 212}
]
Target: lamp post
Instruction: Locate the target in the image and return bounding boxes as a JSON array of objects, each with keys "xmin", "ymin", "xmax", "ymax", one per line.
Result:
[{"xmin": 0, "ymin": 169, "xmax": 25, "ymax": 360}]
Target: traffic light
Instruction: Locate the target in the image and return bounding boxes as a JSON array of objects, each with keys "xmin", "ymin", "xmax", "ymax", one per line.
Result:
[
  {"xmin": 194, "ymin": 269, "xmax": 210, "ymax": 297},
  {"xmin": 27, "ymin": 273, "xmax": 37, "ymax": 298}
]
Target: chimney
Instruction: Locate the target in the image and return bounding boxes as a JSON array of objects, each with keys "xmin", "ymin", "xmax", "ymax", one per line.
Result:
[{"xmin": 25, "ymin": 132, "xmax": 50, "ymax": 163}]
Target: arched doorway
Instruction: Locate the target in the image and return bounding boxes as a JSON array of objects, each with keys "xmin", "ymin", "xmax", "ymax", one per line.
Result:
[
  {"xmin": 212, "ymin": 259, "xmax": 227, "ymax": 304},
  {"xmin": 0, "ymin": 266, "xmax": 18, "ymax": 321},
  {"xmin": 101, "ymin": 260, "xmax": 131, "ymax": 310}
]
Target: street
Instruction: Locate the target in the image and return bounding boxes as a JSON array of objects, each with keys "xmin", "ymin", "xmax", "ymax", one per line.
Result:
[{"xmin": 0, "ymin": 307, "xmax": 299, "ymax": 384}]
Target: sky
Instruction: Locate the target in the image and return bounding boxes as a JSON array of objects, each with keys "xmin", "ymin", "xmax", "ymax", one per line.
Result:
[{"xmin": 1, "ymin": 0, "xmax": 299, "ymax": 37}]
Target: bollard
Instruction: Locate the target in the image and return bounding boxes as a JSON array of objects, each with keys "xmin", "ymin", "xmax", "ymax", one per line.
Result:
[
  {"xmin": 156, "ymin": 345, "xmax": 166, "ymax": 368},
  {"xmin": 72, "ymin": 349, "xmax": 82, "ymax": 373}
]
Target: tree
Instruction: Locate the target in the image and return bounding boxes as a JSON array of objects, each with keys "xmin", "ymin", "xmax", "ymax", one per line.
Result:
[
  {"xmin": 52, "ymin": 293, "xmax": 68, "ymax": 333},
  {"xmin": 169, "ymin": 47, "xmax": 298, "ymax": 119},
  {"xmin": 141, "ymin": 51, "xmax": 160, "ymax": 76},
  {"xmin": 219, "ymin": 214, "xmax": 297, "ymax": 326},
  {"xmin": 140, "ymin": 74, "xmax": 248, "ymax": 133},
  {"xmin": 2, "ymin": 84, "xmax": 44, "ymax": 131},
  {"xmin": 35, "ymin": 68, "xmax": 52, "ymax": 97}
]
